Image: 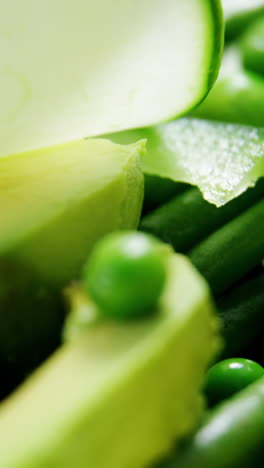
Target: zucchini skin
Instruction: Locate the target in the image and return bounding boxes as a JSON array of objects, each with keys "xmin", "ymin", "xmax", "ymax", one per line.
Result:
[
  {"xmin": 189, "ymin": 198, "xmax": 264, "ymax": 295},
  {"xmin": 141, "ymin": 180, "xmax": 264, "ymax": 254},
  {"xmin": 160, "ymin": 376, "xmax": 264, "ymax": 468},
  {"xmin": 217, "ymin": 269, "xmax": 264, "ymax": 358},
  {"xmin": 207, "ymin": 0, "xmax": 225, "ymax": 90}
]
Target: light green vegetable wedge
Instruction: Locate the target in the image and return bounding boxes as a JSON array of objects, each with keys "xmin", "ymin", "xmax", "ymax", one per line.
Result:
[
  {"xmin": 0, "ymin": 253, "xmax": 220, "ymax": 468},
  {"xmin": 0, "ymin": 138, "xmax": 143, "ymax": 373}
]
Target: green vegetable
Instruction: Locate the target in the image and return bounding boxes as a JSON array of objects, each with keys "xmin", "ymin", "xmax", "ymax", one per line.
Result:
[
  {"xmin": 222, "ymin": 0, "xmax": 264, "ymax": 39},
  {"xmin": 0, "ymin": 254, "xmax": 220, "ymax": 468},
  {"xmin": 143, "ymin": 175, "xmax": 188, "ymax": 213},
  {"xmin": 83, "ymin": 232, "xmax": 167, "ymax": 320},
  {"xmin": 108, "ymin": 118, "xmax": 264, "ymax": 207},
  {"xmin": 217, "ymin": 268, "xmax": 264, "ymax": 358},
  {"xmin": 140, "ymin": 179, "xmax": 264, "ymax": 253},
  {"xmin": 240, "ymin": 15, "xmax": 264, "ymax": 76},
  {"xmin": 163, "ymin": 375, "xmax": 264, "ymax": 468},
  {"xmin": 189, "ymin": 198, "xmax": 264, "ymax": 295},
  {"xmin": 205, "ymin": 358, "xmax": 264, "ymax": 406},
  {"xmin": 0, "ymin": 257, "xmax": 64, "ymax": 378},
  {"xmin": 0, "ymin": 138, "xmax": 143, "ymax": 372},
  {"xmin": 0, "ymin": 138, "xmax": 143, "ymax": 285},
  {"xmin": 194, "ymin": 46, "xmax": 264, "ymax": 127},
  {"xmin": 0, "ymin": 0, "xmax": 223, "ymax": 157}
]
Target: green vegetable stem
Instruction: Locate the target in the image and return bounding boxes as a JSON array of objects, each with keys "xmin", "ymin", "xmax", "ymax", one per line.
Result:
[
  {"xmin": 189, "ymin": 198, "xmax": 264, "ymax": 295},
  {"xmin": 217, "ymin": 268, "xmax": 264, "ymax": 358},
  {"xmin": 140, "ymin": 179, "xmax": 264, "ymax": 253}
]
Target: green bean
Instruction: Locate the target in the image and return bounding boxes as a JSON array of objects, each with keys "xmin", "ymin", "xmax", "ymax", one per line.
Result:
[
  {"xmin": 160, "ymin": 375, "xmax": 264, "ymax": 468},
  {"xmin": 140, "ymin": 180, "xmax": 264, "ymax": 253},
  {"xmin": 217, "ymin": 268, "xmax": 264, "ymax": 358},
  {"xmin": 189, "ymin": 198, "xmax": 264, "ymax": 295}
]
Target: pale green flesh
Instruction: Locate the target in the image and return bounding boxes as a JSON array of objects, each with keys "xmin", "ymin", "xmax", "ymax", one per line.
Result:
[
  {"xmin": 107, "ymin": 118, "xmax": 264, "ymax": 207},
  {"xmin": 0, "ymin": 0, "xmax": 220, "ymax": 157},
  {"xmin": 0, "ymin": 138, "xmax": 144, "ymax": 284},
  {"xmin": 0, "ymin": 255, "xmax": 220, "ymax": 468}
]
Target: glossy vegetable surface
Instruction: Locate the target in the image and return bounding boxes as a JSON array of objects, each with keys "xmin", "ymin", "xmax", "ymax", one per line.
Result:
[
  {"xmin": 83, "ymin": 232, "xmax": 167, "ymax": 319},
  {"xmin": 205, "ymin": 358, "xmax": 264, "ymax": 405},
  {"xmin": 190, "ymin": 198, "xmax": 264, "ymax": 295},
  {"xmin": 162, "ymin": 375, "xmax": 264, "ymax": 468}
]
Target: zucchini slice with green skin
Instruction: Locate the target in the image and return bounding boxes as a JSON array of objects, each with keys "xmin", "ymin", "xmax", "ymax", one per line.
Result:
[
  {"xmin": 0, "ymin": 254, "xmax": 220, "ymax": 468},
  {"xmin": 0, "ymin": 0, "xmax": 223, "ymax": 157},
  {"xmin": 189, "ymin": 198, "xmax": 264, "ymax": 295},
  {"xmin": 0, "ymin": 138, "xmax": 143, "ymax": 378},
  {"xmin": 162, "ymin": 375, "xmax": 264, "ymax": 468},
  {"xmin": 140, "ymin": 179, "xmax": 264, "ymax": 253}
]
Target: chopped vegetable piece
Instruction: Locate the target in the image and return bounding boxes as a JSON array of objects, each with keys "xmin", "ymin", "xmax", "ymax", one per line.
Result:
[
  {"xmin": 205, "ymin": 358, "xmax": 264, "ymax": 405},
  {"xmin": 0, "ymin": 0, "xmax": 223, "ymax": 157},
  {"xmin": 0, "ymin": 138, "xmax": 143, "ymax": 375},
  {"xmin": 0, "ymin": 138, "xmax": 144, "ymax": 285},
  {"xmin": 0, "ymin": 254, "xmax": 220, "ymax": 468},
  {"xmin": 109, "ymin": 118, "xmax": 264, "ymax": 206},
  {"xmin": 163, "ymin": 375, "xmax": 264, "ymax": 468},
  {"xmin": 83, "ymin": 232, "xmax": 167, "ymax": 320}
]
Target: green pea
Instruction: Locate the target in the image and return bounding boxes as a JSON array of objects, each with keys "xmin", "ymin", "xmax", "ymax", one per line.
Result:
[
  {"xmin": 83, "ymin": 231, "xmax": 167, "ymax": 320},
  {"xmin": 241, "ymin": 15, "xmax": 264, "ymax": 76},
  {"xmin": 205, "ymin": 358, "xmax": 264, "ymax": 406}
]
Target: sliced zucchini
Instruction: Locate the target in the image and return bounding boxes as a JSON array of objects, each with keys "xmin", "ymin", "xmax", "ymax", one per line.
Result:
[{"xmin": 0, "ymin": 0, "xmax": 223, "ymax": 156}]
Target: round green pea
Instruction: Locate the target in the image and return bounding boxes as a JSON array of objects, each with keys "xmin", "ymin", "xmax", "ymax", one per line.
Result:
[
  {"xmin": 205, "ymin": 358, "xmax": 264, "ymax": 406},
  {"xmin": 83, "ymin": 231, "xmax": 167, "ymax": 320}
]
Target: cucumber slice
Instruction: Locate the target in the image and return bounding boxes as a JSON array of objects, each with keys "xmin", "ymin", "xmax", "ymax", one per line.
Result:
[
  {"xmin": 163, "ymin": 374, "xmax": 264, "ymax": 468},
  {"xmin": 0, "ymin": 0, "xmax": 223, "ymax": 157},
  {"xmin": 0, "ymin": 254, "xmax": 220, "ymax": 468}
]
